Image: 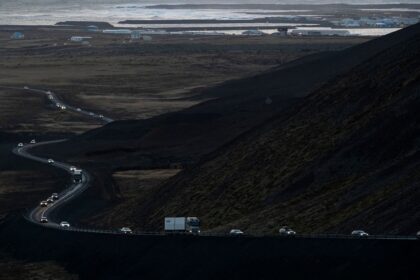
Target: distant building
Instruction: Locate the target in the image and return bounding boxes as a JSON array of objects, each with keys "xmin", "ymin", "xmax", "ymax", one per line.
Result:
[
  {"xmin": 340, "ymin": 18, "xmax": 361, "ymax": 27},
  {"xmin": 10, "ymin": 32, "xmax": 24, "ymax": 40},
  {"xmin": 273, "ymin": 27, "xmax": 288, "ymax": 37},
  {"xmin": 242, "ymin": 30, "xmax": 265, "ymax": 36},
  {"xmin": 131, "ymin": 30, "xmax": 142, "ymax": 40},
  {"xmin": 70, "ymin": 36, "xmax": 92, "ymax": 42},
  {"xmin": 136, "ymin": 29, "xmax": 168, "ymax": 35},
  {"xmin": 87, "ymin": 25, "xmax": 99, "ymax": 32},
  {"xmin": 290, "ymin": 29, "xmax": 350, "ymax": 37},
  {"xmin": 103, "ymin": 29, "xmax": 132, "ymax": 35}
]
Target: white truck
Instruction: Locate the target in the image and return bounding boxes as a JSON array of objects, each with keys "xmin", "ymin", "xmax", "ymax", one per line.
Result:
[{"xmin": 164, "ymin": 217, "xmax": 200, "ymax": 234}]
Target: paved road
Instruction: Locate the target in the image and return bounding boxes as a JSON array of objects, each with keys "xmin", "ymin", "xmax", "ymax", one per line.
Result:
[
  {"xmin": 13, "ymin": 140, "xmax": 90, "ymax": 228},
  {"xmin": 0, "ymin": 85, "xmax": 114, "ymax": 124},
  {"xmin": 4, "ymin": 86, "xmax": 419, "ymax": 240},
  {"xmin": 4, "ymin": 86, "xmax": 108, "ymax": 228}
]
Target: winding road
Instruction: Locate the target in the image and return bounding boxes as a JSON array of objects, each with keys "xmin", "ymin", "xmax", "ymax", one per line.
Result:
[
  {"xmin": 6, "ymin": 86, "xmax": 109, "ymax": 228},
  {"xmin": 3, "ymin": 85, "xmax": 419, "ymax": 240}
]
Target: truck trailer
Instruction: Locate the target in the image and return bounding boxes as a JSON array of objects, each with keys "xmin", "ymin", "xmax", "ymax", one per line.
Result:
[{"xmin": 164, "ymin": 217, "xmax": 200, "ymax": 234}]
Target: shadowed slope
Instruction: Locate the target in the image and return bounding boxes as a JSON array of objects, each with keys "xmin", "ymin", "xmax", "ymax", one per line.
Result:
[{"xmin": 132, "ymin": 25, "xmax": 420, "ymax": 234}]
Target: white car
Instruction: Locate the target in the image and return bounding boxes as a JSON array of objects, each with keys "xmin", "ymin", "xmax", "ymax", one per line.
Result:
[
  {"xmin": 60, "ymin": 105, "xmax": 66, "ymax": 110},
  {"xmin": 46, "ymin": 197, "xmax": 54, "ymax": 204},
  {"xmin": 40, "ymin": 217, "xmax": 48, "ymax": 223},
  {"xmin": 17, "ymin": 143, "xmax": 24, "ymax": 147},
  {"xmin": 47, "ymin": 159, "xmax": 54, "ymax": 164},
  {"xmin": 40, "ymin": 201, "xmax": 48, "ymax": 207},
  {"xmin": 30, "ymin": 139, "xmax": 36, "ymax": 144},
  {"xmin": 351, "ymin": 230, "xmax": 369, "ymax": 237},
  {"xmin": 69, "ymin": 166, "xmax": 76, "ymax": 172},
  {"xmin": 229, "ymin": 229, "xmax": 244, "ymax": 236},
  {"xmin": 76, "ymin": 108, "xmax": 82, "ymax": 112},
  {"xmin": 279, "ymin": 226, "xmax": 296, "ymax": 236},
  {"xmin": 120, "ymin": 227, "xmax": 133, "ymax": 234},
  {"xmin": 51, "ymin": 193, "xmax": 59, "ymax": 200},
  {"xmin": 60, "ymin": 221, "xmax": 70, "ymax": 228},
  {"xmin": 99, "ymin": 114, "xmax": 104, "ymax": 118}
]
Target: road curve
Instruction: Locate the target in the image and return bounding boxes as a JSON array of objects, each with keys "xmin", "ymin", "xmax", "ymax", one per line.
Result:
[{"xmin": 13, "ymin": 140, "xmax": 90, "ymax": 227}]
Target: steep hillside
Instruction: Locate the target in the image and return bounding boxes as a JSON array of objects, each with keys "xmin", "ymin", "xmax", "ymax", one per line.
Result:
[
  {"xmin": 37, "ymin": 24, "xmax": 420, "ymax": 166},
  {"xmin": 131, "ymin": 26, "xmax": 420, "ymax": 234}
]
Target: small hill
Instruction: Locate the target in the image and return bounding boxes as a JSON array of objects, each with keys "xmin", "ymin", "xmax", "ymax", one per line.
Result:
[{"xmin": 129, "ymin": 24, "xmax": 420, "ymax": 234}]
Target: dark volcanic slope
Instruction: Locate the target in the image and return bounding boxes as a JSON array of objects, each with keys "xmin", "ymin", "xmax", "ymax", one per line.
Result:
[
  {"xmin": 133, "ymin": 25, "xmax": 420, "ymax": 234},
  {"xmin": 40, "ymin": 24, "xmax": 420, "ymax": 166}
]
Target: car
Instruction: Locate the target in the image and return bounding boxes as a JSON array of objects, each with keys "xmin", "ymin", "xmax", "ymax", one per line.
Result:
[
  {"xmin": 51, "ymin": 193, "xmax": 59, "ymax": 200},
  {"xmin": 48, "ymin": 95, "xmax": 53, "ymax": 100},
  {"xmin": 47, "ymin": 159, "xmax": 54, "ymax": 164},
  {"xmin": 69, "ymin": 166, "xmax": 76, "ymax": 172},
  {"xmin": 99, "ymin": 114, "xmax": 104, "ymax": 118},
  {"xmin": 24, "ymin": 86, "xmax": 29, "ymax": 90},
  {"xmin": 351, "ymin": 230, "xmax": 369, "ymax": 237},
  {"xmin": 17, "ymin": 143, "xmax": 24, "ymax": 147},
  {"xmin": 120, "ymin": 227, "xmax": 133, "ymax": 234},
  {"xmin": 60, "ymin": 105, "xmax": 66, "ymax": 110},
  {"xmin": 46, "ymin": 91, "xmax": 52, "ymax": 94},
  {"xmin": 60, "ymin": 221, "xmax": 70, "ymax": 228},
  {"xmin": 76, "ymin": 108, "xmax": 82, "ymax": 112},
  {"xmin": 46, "ymin": 197, "xmax": 54, "ymax": 204},
  {"xmin": 40, "ymin": 201, "xmax": 48, "ymax": 207},
  {"xmin": 30, "ymin": 139, "xmax": 36, "ymax": 144},
  {"xmin": 229, "ymin": 229, "xmax": 244, "ymax": 236},
  {"xmin": 56, "ymin": 103, "xmax": 61, "ymax": 107},
  {"xmin": 40, "ymin": 217, "xmax": 48, "ymax": 223},
  {"xmin": 279, "ymin": 226, "xmax": 296, "ymax": 236},
  {"xmin": 89, "ymin": 112, "xmax": 94, "ymax": 116}
]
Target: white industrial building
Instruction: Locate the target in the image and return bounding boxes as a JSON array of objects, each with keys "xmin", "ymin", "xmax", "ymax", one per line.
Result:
[
  {"xmin": 103, "ymin": 29, "xmax": 132, "ymax": 35},
  {"xmin": 290, "ymin": 29, "xmax": 350, "ymax": 36},
  {"xmin": 70, "ymin": 36, "xmax": 92, "ymax": 42},
  {"xmin": 136, "ymin": 29, "xmax": 169, "ymax": 35},
  {"xmin": 242, "ymin": 30, "xmax": 265, "ymax": 36}
]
